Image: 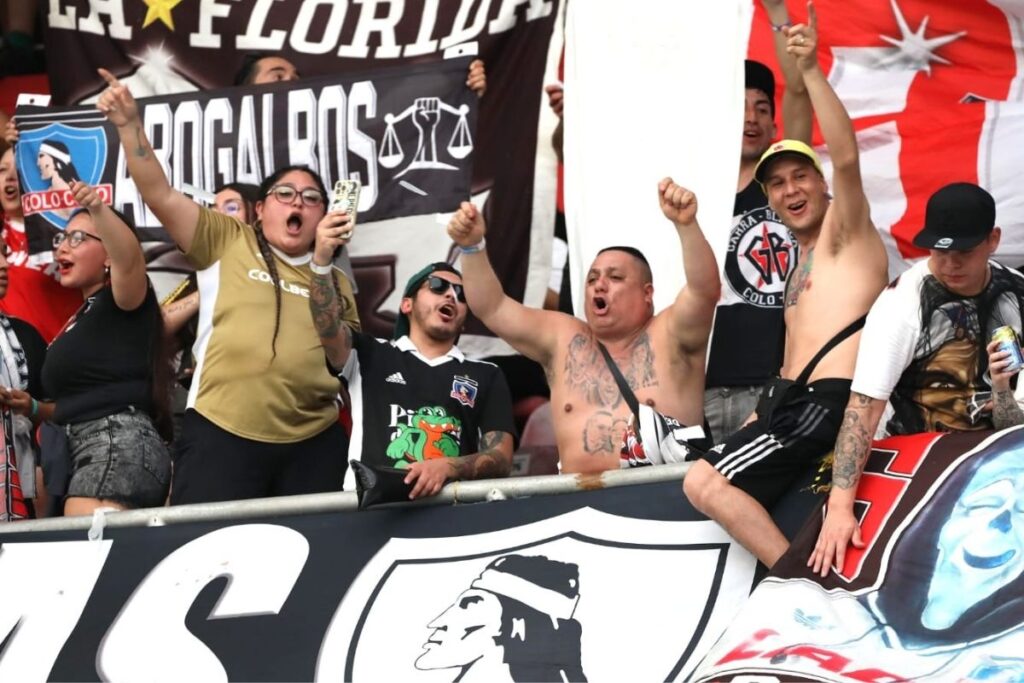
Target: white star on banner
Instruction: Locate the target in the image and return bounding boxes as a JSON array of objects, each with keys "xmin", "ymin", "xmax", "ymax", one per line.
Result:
[{"xmin": 876, "ymin": 0, "xmax": 966, "ymax": 75}]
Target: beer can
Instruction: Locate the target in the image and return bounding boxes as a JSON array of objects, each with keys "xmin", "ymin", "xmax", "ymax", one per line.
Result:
[{"xmin": 992, "ymin": 326, "xmax": 1024, "ymax": 373}]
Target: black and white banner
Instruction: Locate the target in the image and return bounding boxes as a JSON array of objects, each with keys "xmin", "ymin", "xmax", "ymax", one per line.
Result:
[
  {"xmin": 14, "ymin": 59, "xmax": 476, "ymax": 251},
  {"xmin": 0, "ymin": 481, "xmax": 755, "ymax": 682}
]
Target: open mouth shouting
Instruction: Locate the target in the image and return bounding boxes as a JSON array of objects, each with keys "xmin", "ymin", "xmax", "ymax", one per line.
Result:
[
  {"xmin": 592, "ymin": 295, "xmax": 609, "ymax": 315},
  {"xmin": 786, "ymin": 199, "xmax": 808, "ymax": 218},
  {"xmin": 285, "ymin": 211, "xmax": 303, "ymax": 235},
  {"xmin": 1, "ymin": 183, "xmax": 17, "ymax": 204},
  {"xmin": 438, "ymin": 302, "xmax": 457, "ymax": 323}
]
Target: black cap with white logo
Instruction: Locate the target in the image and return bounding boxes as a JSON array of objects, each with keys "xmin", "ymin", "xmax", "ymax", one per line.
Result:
[{"xmin": 912, "ymin": 182, "xmax": 996, "ymax": 251}]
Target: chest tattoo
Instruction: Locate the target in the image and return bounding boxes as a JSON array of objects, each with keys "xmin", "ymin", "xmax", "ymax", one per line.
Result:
[
  {"xmin": 785, "ymin": 247, "xmax": 814, "ymax": 308},
  {"xmin": 563, "ymin": 332, "xmax": 658, "ymax": 410}
]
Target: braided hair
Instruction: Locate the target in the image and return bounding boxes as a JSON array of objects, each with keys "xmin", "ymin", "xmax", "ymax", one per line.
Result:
[{"xmin": 254, "ymin": 165, "xmax": 328, "ymax": 360}]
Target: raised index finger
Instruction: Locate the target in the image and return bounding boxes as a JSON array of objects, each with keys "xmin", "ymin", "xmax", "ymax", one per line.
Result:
[
  {"xmin": 97, "ymin": 68, "xmax": 121, "ymax": 88},
  {"xmin": 806, "ymin": 1, "xmax": 817, "ymax": 30}
]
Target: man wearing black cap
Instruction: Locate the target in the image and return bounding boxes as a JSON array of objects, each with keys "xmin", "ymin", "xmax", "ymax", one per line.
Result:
[
  {"xmin": 683, "ymin": 4, "xmax": 889, "ymax": 569},
  {"xmin": 310, "ymin": 261, "xmax": 515, "ymax": 499},
  {"xmin": 703, "ymin": 0, "xmax": 812, "ymax": 445},
  {"xmin": 808, "ymin": 181, "xmax": 1024, "ymax": 577}
]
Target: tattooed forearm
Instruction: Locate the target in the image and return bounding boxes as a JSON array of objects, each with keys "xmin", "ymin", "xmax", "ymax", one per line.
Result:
[
  {"xmin": 310, "ymin": 271, "xmax": 344, "ymax": 337},
  {"xmin": 309, "ymin": 271, "xmax": 351, "ymax": 366},
  {"xmin": 831, "ymin": 392, "xmax": 875, "ymax": 490},
  {"xmin": 992, "ymin": 388, "xmax": 1024, "ymax": 429},
  {"xmin": 132, "ymin": 124, "xmax": 150, "ymax": 159},
  {"xmin": 450, "ymin": 431, "xmax": 512, "ymax": 480}
]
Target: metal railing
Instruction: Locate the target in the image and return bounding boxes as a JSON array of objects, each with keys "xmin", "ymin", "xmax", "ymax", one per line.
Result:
[{"xmin": 1, "ymin": 462, "xmax": 690, "ymax": 534}]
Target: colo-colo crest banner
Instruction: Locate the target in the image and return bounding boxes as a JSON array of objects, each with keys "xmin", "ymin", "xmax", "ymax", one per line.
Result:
[
  {"xmin": 694, "ymin": 428, "xmax": 1024, "ymax": 683},
  {"xmin": 0, "ymin": 481, "xmax": 755, "ymax": 682},
  {"xmin": 39, "ymin": 0, "xmax": 561, "ymax": 353},
  {"xmin": 13, "ymin": 58, "xmax": 477, "ymax": 251}
]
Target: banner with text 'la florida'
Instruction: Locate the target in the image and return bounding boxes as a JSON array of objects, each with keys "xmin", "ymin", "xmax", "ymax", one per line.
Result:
[{"xmin": 14, "ymin": 58, "xmax": 476, "ymax": 253}]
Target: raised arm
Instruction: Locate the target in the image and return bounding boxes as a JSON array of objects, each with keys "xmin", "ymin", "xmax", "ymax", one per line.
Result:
[
  {"xmin": 447, "ymin": 202, "xmax": 564, "ymax": 367},
  {"xmin": 658, "ymin": 178, "xmax": 720, "ymax": 353},
  {"xmin": 95, "ymin": 68, "xmax": 200, "ymax": 253},
  {"xmin": 309, "ymin": 210, "xmax": 358, "ymax": 370},
  {"xmin": 403, "ymin": 430, "xmax": 514, "ymax": 499},
  {"xmin": 788, "ymin": 3, "xmax": 871, "ymax": 236},
  {"xmin": 762, "ymin": 0, "xmax": 812, "ymax": 143},
  {"xmin": 70, "ymin": 180, "xmax": 148, "ymax": 310},
  {"xmin": 808, "ymin": 391, "xmax": 886, "ymax": 576}
]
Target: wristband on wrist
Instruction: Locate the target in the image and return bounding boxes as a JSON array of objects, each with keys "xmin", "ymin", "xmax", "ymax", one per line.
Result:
[
  {"xmin": 458, "ymin": 238, "xmax": 486, "ymax": 255},
  {"xmin": 771, "ymin": 20, "xmax": 792, "ymax": 32},
  {"xmin": 310, "ymin": 260, "xmax": 333, "ymax": 275},
  {"xmin": 30, "ymin": 397, "xmax": 38, "ymax": 418}
]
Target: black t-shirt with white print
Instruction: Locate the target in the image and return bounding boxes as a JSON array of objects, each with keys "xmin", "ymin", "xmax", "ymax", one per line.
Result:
[
  {"xmin": 344, "ymin": 334, "xmax": 515, "ymax": 485},
  {"xmin": 706, "ymin": 180, "xmax": 796, "ymax": 387}
]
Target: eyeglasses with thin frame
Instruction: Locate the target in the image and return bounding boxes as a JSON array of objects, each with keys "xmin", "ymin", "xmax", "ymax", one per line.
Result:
[
  {"xmin": 266, "ymin": 184, "xmax": 324, "ymax": 207},
  {"xmin": 424, "ymin": 275, "xmax": 466, "ymax": 303},
  {"xmin": 53, "ymin": 230, "xmax": 103, "ymax": 249}
]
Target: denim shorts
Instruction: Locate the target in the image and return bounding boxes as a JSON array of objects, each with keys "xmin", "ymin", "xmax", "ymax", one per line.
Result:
[{"xmin": 65, "ymin": 409, "xmax": 171, "ymax": 509}]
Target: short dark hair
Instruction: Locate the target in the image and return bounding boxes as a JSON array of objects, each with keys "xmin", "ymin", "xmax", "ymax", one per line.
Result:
[
  {"xmin": 597, "ymin": 245, "xmax": 652, "ymax": 284},
  {"xmin": 234, "ymin": 52, "xmax": 271, "ymax": 86}
]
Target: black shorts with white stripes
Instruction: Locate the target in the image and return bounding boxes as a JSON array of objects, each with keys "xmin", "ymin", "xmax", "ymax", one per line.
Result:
[{"xmin": 702, "ymin": 378, "xmax": 852, "ymax": 509}]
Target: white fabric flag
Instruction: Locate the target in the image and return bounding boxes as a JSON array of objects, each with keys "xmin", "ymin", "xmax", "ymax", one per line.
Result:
[{"xmin": 564, "ymin": 1, "xmax": 754, "ymax": 315}]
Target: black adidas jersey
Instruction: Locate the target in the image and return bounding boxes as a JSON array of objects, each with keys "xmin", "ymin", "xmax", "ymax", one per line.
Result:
[
  {"xmin": 706, "ymin": 180, "xmax": 795, "ymax": 387},
  {"xmin": 344, "ymin": 334, "xmax": 515, "ymax": 486}
]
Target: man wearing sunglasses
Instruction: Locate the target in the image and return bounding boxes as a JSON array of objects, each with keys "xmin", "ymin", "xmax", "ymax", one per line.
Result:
[{"xmin": 311, "ymin": 260, "xmax": 515, "ymax": 499}]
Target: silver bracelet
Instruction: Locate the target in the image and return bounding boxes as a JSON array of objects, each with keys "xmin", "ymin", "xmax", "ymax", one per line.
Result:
[
  {"xmin": 310, "ymin": 260, "xmax": 333, "ymax": 275},
  {"xmin": 771, "ymin": 20, "xmax": 792, "ymax": 32},
  {"xmin": 458, "ymin": 238, "xmax": 486, "ymax": 254}
]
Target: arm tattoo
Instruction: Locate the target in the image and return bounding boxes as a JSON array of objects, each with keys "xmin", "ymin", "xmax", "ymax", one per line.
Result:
[
  {"xmin": 831, "ymin": 392, "xmax": 874, "ymax": 490},
  {"xmin": 450, "ymin": 431, "xmax": 511, "ymax": 480},
  {"xmin": 992, "ymin": 387, "xmax": 1024, "ymax": 429},
  {"xmin": 563, "ymin": 332, "xmax": 658, "ymax": 409},
  {"xmin": 309, "ymin": 270, "xmax": 345, "ymax": 339},
  {"xmin": 132, "ymin": 124, "xmax": 150, "ymax": 159}
]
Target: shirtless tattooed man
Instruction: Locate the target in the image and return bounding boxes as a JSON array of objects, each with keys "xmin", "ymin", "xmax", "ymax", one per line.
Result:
[
  {"xmin": 682, "ymin": 2, "xmax": 889, "ymax": 568},
  {"xmin": 448, "ymin": 179, "xmax": 720, "ymax": 474}
]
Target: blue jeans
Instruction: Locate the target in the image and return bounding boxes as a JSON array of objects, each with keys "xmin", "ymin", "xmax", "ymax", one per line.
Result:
[{"xmin": 703, "ymin": 385, "xmax": 761, "ymax": 445}]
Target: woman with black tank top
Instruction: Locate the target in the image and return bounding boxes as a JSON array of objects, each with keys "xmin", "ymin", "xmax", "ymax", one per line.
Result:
[{"xmin": 38, "ymin": 181, "xmax": 172, "ymax": 516}]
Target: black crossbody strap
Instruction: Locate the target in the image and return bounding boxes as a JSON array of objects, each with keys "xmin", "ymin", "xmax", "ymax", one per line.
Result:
[
  {"xmin": 597, "ymin": 342, "xmax": 641, "ymax": 417},
  {"xmin": 795, "ymin": 314, "xmax": 867, "ymax": 385}
]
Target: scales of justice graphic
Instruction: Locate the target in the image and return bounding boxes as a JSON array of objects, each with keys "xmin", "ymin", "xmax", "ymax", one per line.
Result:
[{"xmin": 379, "ymin": 96, "xmax": 473, "ymax": 179}]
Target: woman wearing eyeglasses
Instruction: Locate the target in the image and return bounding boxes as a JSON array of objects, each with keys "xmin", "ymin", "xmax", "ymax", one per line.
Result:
[
  {"xmin": 96, "ymin": 68, "xmax": 360, "ymax": 504},
  {"xmin": 38, "ymin": 181, "xmax": 172, "ymax": 516}
]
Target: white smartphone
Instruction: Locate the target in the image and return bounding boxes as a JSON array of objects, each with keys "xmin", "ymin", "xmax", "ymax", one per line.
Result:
[{"xmin": 330, "ymin": 179, "xmax": 361, "ymax": 239}]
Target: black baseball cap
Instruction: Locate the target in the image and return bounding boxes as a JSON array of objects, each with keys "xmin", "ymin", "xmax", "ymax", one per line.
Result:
[
  {"xmin": 912, "ymin": 183, "xmax": 996, "ymax": 251},
  {"xmin": 745, "ymin": 59, "xmax": 776, "ymax": 117},
  {"xmin": 393, "ymin": 262, "xmax": 462, "ymax": 339}
]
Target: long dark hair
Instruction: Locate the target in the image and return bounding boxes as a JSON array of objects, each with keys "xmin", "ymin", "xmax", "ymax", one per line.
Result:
[{"xmin": 253, "ymin": 165, "xmax": 327, "ymax": 359}]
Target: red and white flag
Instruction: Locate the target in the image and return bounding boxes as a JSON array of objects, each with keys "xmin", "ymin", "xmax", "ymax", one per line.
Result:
[{"xmin": 749, "ymin": 0, "xmax": 1024, "ymax": 270}]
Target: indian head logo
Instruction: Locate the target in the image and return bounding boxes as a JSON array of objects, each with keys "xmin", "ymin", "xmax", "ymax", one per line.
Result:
[
  {"xmin": 316, "ymin": 508, "xmax": 757, "ymax": 682},
  {"xmin": 16, "ymin": 121, "xmax": 112, "ymax": 230}
]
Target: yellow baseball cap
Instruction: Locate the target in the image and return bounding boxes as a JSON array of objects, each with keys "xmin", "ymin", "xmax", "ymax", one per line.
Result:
[{"xmin": 754, "ymin": 139, "xmax": 824, "ymax": 189}]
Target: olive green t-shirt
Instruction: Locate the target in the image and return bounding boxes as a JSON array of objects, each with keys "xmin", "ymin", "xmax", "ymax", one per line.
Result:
[{"xmin": 185, "ymin": 207, "xmax": 359, "ymax": 442}]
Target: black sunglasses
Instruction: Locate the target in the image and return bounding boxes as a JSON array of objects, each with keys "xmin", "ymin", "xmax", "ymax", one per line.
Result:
[{"xmin": 424, "ymin": 275, "xmax": 466, "ymax": 302}]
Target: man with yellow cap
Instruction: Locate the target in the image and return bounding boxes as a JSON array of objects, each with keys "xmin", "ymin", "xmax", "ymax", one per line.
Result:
[{"xmin": 682, "ymin": 2, "xmax": 888, "ymax": 569}]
